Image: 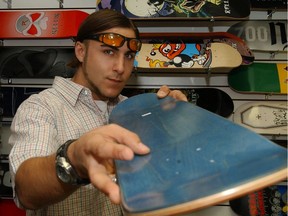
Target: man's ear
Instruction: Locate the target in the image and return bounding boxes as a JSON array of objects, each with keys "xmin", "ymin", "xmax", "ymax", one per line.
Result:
[{"xmin": 75, "ymin": 41, "xmax": 86, "ymax": 63}]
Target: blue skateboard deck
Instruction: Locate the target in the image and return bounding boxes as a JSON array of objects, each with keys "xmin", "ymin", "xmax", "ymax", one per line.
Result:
[{"xmin": 109, "ymin": 93, "xmax": 287, "ymax": 216}]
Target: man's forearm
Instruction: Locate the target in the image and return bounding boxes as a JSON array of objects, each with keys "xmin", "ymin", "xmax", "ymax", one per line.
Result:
[{"xmin": 15, "ymin": 154, "xmax": 78, "ymax": 210}]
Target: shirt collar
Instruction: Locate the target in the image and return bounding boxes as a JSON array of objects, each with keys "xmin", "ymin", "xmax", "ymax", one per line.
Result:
[{"xmin": 52, "ymin": 76, "xmax": 84, "ymax": 107}]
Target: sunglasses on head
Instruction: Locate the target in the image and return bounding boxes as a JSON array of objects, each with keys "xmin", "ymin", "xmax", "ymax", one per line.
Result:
[{"xmin": 81, "ymin": 33, "xmax": 142, "ymax": 52}]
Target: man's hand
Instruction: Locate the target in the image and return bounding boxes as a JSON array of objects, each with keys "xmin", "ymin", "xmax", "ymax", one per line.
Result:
[
  {"xmin": 156, "ymin": 85, "xmax": 188, "ymax": 102},
  {"xmin": 67, "ymin": 124, "xmax": 150, "ymax": 204}
]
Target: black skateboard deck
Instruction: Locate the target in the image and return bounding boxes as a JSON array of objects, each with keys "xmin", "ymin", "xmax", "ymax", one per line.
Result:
[
  {"xmin": 250, "ymin": 0, "xmax": 287, "ymax": 10},
  {"xmin": 96, "ymin": 0, "xmax": 250, "ymax": 20},
  {"xmin": 122, "ymin": 88, "xmax": 234, "ymax": 117},
  {"xmin": 109, "ymin": 93, "xmax": 287, "ymax": 216},
  {"xmin": 0, "ymin": 47, "xmax": 75, "ymax": 79}
]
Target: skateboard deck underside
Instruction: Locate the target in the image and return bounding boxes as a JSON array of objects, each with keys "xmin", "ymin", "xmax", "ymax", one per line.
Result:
[
  {"xmin": 109, "ymin": 93, "xmax": 287, "ymax": 216},
  {"xmin": 121, "ymin": 88, "xmax": 234, "ymax": 117}
]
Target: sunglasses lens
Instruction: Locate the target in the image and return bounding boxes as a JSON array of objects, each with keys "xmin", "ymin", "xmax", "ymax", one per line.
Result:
[
  {"xmin": 103, "ymin": 34, "xmax": 124, "ymax": 47},
  {"xmin": 129, "ymin": 39, "xmax": 142, "ymax": 52}
]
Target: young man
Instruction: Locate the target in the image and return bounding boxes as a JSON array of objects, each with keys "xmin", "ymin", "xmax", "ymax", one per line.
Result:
[{"xmin": 9, "ymin": 9, "xmax": 187, "ymax": 215}]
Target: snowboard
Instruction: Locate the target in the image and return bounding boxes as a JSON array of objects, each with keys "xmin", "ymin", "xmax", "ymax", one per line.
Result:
[
  {"xmin": 0, "ymin": 10, "xmax": 88, "ymax": 39},
  {"xmin": 233, "ymin": 101, "xmax": 287, "ymax": 136},
  {"xmin": 121, "ymin": 87, "xmax": 234, "ymax": 117},
  {"xmin": 0, "ymin": 47, "xmax": 75, "ymax": 80},
  {"xmin": 96, "ymin": 0, "xmax": 251, "ymax": 19},
  {"xmin": 228, "ymin": 63, "xmax": 288, "ymax": 95},
  {"xmin": 135, "ymin": 41, "xmax": 242, "ymax": 73},
  {"xmin": 227, "ymin": 20, "xmax": 288, "ymax": 53},
  {"xmin": 229, "ymin": 184, "xmax": 288, "ymax": 216},
  {"xmin": 109, "ymin": 93, "xmax": 287, "ymax": 216},
  {"xmin": 139, "ymin": 32, "xmax": 255, "ymax": 65}
]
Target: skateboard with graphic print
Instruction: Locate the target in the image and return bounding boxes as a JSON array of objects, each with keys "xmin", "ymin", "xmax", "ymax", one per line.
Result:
[
  {"xmin": 228, "ymin": 63, "xmax": 287, "ymax": 95},
  {"xmin": 233, "ymin": 101, "xmax": 287, "ymax": 136},
  {"xmin": 230, "ymin": 183, "xmax": 288, "ymax": 216},
  {"xmin": 227, "ymin": 20, "xmax": 287, "ymax": 53},
  {"xmin": 109, "ymin": 93, "xmax": 287, "ymax": 216},
  {"xmin": 96, "ymin": 0, "xmax": 250, "ymax": 19},
  {"xmin": 0, "ymin": 10, "xmax": 88, "ymax": 38},
  {"xmin": 139, "ymin": 32, "xmax": 254, "ymax": 65},
  {"xmin": 135, "ymin": 41, "xmax": 242, "ymax": 73},
  {"xmin": 0, "ymin": 47, "xmax": 75, "ymax": 81}
]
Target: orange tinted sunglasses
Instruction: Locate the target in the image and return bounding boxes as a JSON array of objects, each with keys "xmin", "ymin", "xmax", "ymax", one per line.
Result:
[{"xmin": 82, "ymin": 33, "xmax": 142, "ymax": 52}]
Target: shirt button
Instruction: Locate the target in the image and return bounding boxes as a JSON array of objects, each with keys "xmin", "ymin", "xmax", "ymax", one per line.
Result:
[{"xmin": 84, "ymin": 90, "xmax": 88, "ymax": 95}]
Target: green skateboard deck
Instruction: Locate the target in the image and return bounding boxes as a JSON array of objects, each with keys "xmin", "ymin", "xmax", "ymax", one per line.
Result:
[{"xmin": 228, "ymin": 63, "xmax": 287, "ymax": 95}]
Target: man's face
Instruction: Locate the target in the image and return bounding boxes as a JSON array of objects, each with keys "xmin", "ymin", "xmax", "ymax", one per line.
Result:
[{"xmin": 73, "ymin": 27, "xmax": 137, "ymax": 101}]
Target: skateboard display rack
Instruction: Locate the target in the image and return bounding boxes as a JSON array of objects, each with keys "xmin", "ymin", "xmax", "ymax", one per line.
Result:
[{"xmin": 0, "ymin": 1, "xmax": 287, "ymax": 216}]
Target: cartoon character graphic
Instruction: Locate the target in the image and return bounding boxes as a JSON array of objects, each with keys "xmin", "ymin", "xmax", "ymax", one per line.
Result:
[
  {"xmin": 15, "ymin": 12, "xmax": 48, "ymax": 37},
  {"xmin": 145, "ymin": 41, "xmax": 212, "ymax": 69},
  {"xmin": 123, "ymin": 0, "xmax": 222, "ymax": 17}
]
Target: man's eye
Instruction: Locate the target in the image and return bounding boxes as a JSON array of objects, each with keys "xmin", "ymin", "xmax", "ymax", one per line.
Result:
[
  {"xmin": 126, "ymin": 53, "xmax": 136, "ymax": 59},
  {"xmin": 104, "ymin": 50, "xmax": 114, "ymax": 55}
]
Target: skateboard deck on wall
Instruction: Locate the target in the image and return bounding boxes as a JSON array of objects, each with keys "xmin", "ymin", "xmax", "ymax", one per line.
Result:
[
  {"xmin": 122, "ymin": 88, "xmax": 234, "ymax": 117},
  {"xmin": 233, "ymin": 101, "xmax": 287, "ymax": 136},
  {"xmin": 109, "ymin": 93, "xmax": 287, "ymax": 216},
  {"xmin": 0, "ymin": 87, "xmax": 46, "ymax": 118},
  {"xmin": 227, "ymin": 20, "xmax": 287, "ymax": 53},
  {"xmin": 229, "ymin": 183, "xmax": 288, "ymax": 216},
  {"xmin": 96, "ymin": 0, "xmax": 250, "ymax": 19},
  {"xmin": 0, "ymin": 155, "xmax": 12, "ymax": 198},
  {"xmin": 0, "ymin": 10, "xmax": 89, "ymax": 39},
  {"xmin": 0, "ymin": 47, "xmax": 75, "ymax": 80},
  {"xmin": 135, "ymin": 41, "xmax": 242, "ymax": 73},
  {"xmin": 139, "ymin": 32, "xmax": 255, "ymax": 65},
  {"xmin": 228, "ymin": 62, "xmax": 287, "ymax": 95},
  {"xmin": 250, "ymin": 0, "xmax": 287, "ymax": 11}
]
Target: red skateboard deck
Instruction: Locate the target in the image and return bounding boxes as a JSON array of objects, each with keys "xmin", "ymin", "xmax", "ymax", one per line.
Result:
[
  {"xmin": 96, "ymin": 0, "xmax": 251, "ymax": 19},
  {"xmin": 0, "ymin": 10, "xmax": 89, "ymax": 38}
]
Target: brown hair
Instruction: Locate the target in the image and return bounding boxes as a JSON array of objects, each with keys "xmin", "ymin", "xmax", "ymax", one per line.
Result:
[{"xmin": 68, "ymin": 9, "xmax": 139, "ymax": 68}]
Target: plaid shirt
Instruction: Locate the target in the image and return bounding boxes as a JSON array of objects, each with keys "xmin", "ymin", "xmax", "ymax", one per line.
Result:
[{"xmin": 9, "ymin": 76, "xmax": 126, "ymax": 216}]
